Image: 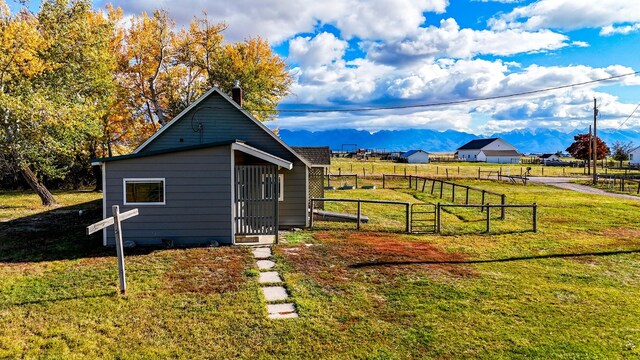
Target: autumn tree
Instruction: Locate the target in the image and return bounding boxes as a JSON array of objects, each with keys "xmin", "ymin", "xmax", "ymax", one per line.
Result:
[
  {"xmin": 611, "ymin": 141, "xmax": 634, "ymax": 167},
  {"xmin": 0, "ymin": 0, "xmax": 114, "ymax": 205},
  {"xmin": 566, "ymin": 133, "xmax": 610, "ymax": 161}
]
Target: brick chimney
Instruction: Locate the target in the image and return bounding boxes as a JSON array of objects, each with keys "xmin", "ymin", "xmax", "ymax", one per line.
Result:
[{"xmin": 232, "ymin": 80, "xmax": 243, "ymax": 107}]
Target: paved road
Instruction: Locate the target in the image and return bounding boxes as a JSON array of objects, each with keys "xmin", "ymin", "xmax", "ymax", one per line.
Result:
[{"xmin": 527, "ymin": 176, "xmax": 640, "ymax": 202}]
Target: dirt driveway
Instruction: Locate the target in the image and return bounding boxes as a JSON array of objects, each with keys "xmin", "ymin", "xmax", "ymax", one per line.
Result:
[{"xmin": 527, "ymin": 176, "xmax": 640, "ymax": 202}]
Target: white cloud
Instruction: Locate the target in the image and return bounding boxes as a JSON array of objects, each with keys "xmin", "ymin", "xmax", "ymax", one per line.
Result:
[
  {"xmin": 600, "ymin": 23, "xmax": 640, "ymax": 36},
  {"xmin": 288, "ymin": 32, "xmax": 348, "ymax": 67},
  {"xmin": 489, "ymin": 0, "xmax": 640, "ymax": 33},
  {"xmin": 364, "ymin": 18, "xmax": 572, "ymax": 65},
  {"xmin": 102, "ymin": 0, "xmax": 448, "ymax": 44}
]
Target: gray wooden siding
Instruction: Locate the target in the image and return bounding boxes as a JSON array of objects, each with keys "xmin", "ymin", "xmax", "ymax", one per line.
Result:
[
  {"xmin": 104, "ymin": 146, "xmax": 232, "ymax": 246},
  {"xmin": 142, "ymin": 92, "xmax": 297, "ymax": 162},
  {"xmin": 279, "ymin": 160, "xmax": 308, "ymax": 227}
]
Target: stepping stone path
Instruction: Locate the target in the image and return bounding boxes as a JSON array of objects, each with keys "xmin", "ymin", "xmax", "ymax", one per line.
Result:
[{"xmin": 251, "ymin": 246, "xmax": 298, "ymax": 319}]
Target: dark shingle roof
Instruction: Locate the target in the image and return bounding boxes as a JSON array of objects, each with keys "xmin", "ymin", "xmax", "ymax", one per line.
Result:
[
  {"xmin": 457, "ymin": 138, "xmax": 499, "ymax": 150},
  {"xmin": 291, "ymin": 146, "xmax": 331, "ymax": 166},
  {"xmin": 539, "ymin": 153, "xmax": 555, "ymax": 158}
]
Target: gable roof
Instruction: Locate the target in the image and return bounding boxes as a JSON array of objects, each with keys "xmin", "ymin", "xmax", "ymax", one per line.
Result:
[
  {"xmin": 400, "ymin": 150, "xmax": 428, "ymax": 157},
  {"xmin": 457, "ymin": 138, "xmax": 499, "ymax": 150},
  {"xmin": 91, "ymin": 140, "xmax": 293, "ymax": 169},
  {"xmin": 480, "ymin": 150, "xmax": 521, "ymax": 157},
  {"xmin": 539, "ymin": 153, "xmax": 556, "ymax": 159},
  {"xmin": 291, "ymin": 146, "xmax": 331, "ymax": 167},
  {"xmin": 132, "ymin": 87, "xmax": 311, "ymax": 168}
]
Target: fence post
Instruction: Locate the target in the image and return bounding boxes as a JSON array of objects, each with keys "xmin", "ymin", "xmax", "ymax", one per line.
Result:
[
  {"xmin": 542, "ymin": 167, "xmax": 544, "ymax": 176},
  {"xmin": 500, "ymin": 194, "xmax": 506, "ymax": 220},
  {"xmin": 440, "ymin": 181, "xmax": 444, "ymax": 199},
  {"xmin": 478, "ymin": 167, "xmax": 481, "ymax": 179},
  {"xmin": 533, "ymin": 203, "xmax": 537, "ymax": 232},
  {"xmin": 394, "ymin": 165, "xmax": 396, "ymax": 174},
  {"xmin": 355, "ymin": 175, "xmax": 359, "ymax": 189},
  {"xmin": 339, "ymin": 167, "xmax": 342, "ymax": 176},
  {"xmin": 458, "ymin": 166, "xmax": 460, "ymax": 175},
  {"xmin": 415, "ymin": 177, "xmax": 419, "ymax": 190},
  {"xmin": 431, "ymin": 180, "xmax": 436, "ymax": 194},
  {"xmin": 465, "ymin": 187, "xmax": 469, "ymax": 204},
  {"xmin": 451, "ymin": 184, "xmax": 455, "ymax": 202},
  {"xmin": 309, "ymin": 200, "xmax": 314, "ymax": 228},
  {"xmin": 436, "ymin": 203, "xmax": 441, "ymax": 233},
  {"xmin": 422, "ymin": 178, "xmax": 427, "ymax": 192},
  {"xmin": 408, "ymin": 175, "xmax": 412, "ymax": 189},
  {"xmin": 383, "ymin": 174, "xmax": 386, "ymax": 189},
  {"xmin": 415, "ymin": 165, "xmax": 417, "ymax": 175},
  {"xmin": 486, "ymin": 205, "xmax": 491, "ymax": 233},
  {"xmin": 327, "ymin": 174, "xmax": 331, "ymax": 187},
  {"xmin": 405, "ymin": 203, "xmax": 410, "ymax": 233},
  {"xmin": 437, "ymin": 166, "xmax": 439, "ymax": 175},
  {"xmin": 404, "ymin": 167, "xmax": 407, "ymax": 176},
  {"xmin": 446, "ymin": 168, "xmax": 449, "ymax": 179},
  {"xmin": 357, "ymin": 199, "xmax": 361, "ymax": 231},
  {"xmin": 481, "ymin": 190, "xmax": 486, "ymax": 212}
]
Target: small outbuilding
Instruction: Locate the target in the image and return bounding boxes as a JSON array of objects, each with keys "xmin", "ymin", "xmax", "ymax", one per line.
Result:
[
  {"xmin": 539, "ymin": 153, "xmax": 560, "ymax": 164},
  {"xmin": 92, "ymin": 85, "xmax": 317, "ymax": 246},
  {"xmin": 456, "ymin": 138, "xmax": 520, "ymax": 164},
  {"xmin": 399, "ymin": 150, "xmax": 430, "ymax": 163}
]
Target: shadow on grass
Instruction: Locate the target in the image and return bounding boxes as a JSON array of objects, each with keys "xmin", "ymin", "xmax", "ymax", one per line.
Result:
[
  {"xmin": 0, "ymin": 199, "xmax": 156, "ymax": 263},
  {"xmin": 8, "ymin": 291, "xmax": 115, "ymax": 307},
  {"xmin": 349, "ymin": 249, "xmax": 640, "ymax": 268}
]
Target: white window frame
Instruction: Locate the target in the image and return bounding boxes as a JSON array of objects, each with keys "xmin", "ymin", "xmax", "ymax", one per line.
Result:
[
  {"xmin": 278, "ymin": 174, "xmax": 284, "ymax": 202},
  {"xmin": 123, "ymin": 178, "xmax": 166, "ymax": 205}
]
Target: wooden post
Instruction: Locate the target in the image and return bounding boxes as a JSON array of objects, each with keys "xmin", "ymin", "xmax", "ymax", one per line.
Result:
[
  {"xmin": 355, "ymin": 175, "xmax": 359, "ymax": 189},
  {"xmin": 486, "ymin": 205, "xmax": 491, "ymax": 233},
  {"xmin": 458, "ymin": 166, "xmax": 460, "ymax": 175},
  {"xmin": 309, "ymin": 200, "xmax": 314, "ymax": 228},
  {"xmin": 500, "ymin": 194, "xmax": 506, "ymax": 220},
  {"xmin": 436, "ymin": 203, "xmax": 441, "ymax": 233},
  {"xmin": 394, "ymin": 165, "xmax": 396, "ymax": 174},
  {"xmin": 357, "ymin": 200, "xmax": 361, "ymax": 231},
  {"xmin": 437, "ymin": 166, "xmax": 439, "ymax": 175},
  {"xmin": 415, "ymin": 177, "xmax": 418, "ymax": 190},
  {"xmin": 415, "ymin": 165, "xmax": 417, "ymax": 175},
  {"xmin": 339, "ymin": 167, "xmax": 342, "ymax": 176},
  {"xmin": 112, "ymin": 205, "xmax": 127, "ymax": 295},
  {"xmin": 382, "ymin": 174, "xmax": 386, "ymax": 189},
  {"xmin": 422, "ymin": 179, "xmax": 427, "ymax": 192},
  {"xmin": 478, "ymin": 167, "xmax": 481, "ymax": 179},
  {"xmin": 465, "ymin": 187, "xmax": 469, "ymax": 204},
  {"xmin": 409, "ymin": 175, "xmax": 412, "ymax": 189},
  {"xmin": 499, "ymin": 167, "xmax": 502, "ymax": 180},
  {"xmin": 363, "ymin": 167, "xmax": 366, "ymax": 177},
  {"xmin": 542, "ymin": 167, "xmax": 544, "ymax": 176},
  {"xmin": 451, "ymin": 184, "xmax": 455, "ymax": 202},
  {"xmin": 327, "ymin": 174, "xmax": 331, "ymax": 187},
  {"xmin": 431, "ymin": 179, "xmax": 435, "ymax": 195},
  {"xmin": 481, "ymin": 190, "xmax": 485, "ymax": 212},
  {"xmin": 520, "ymin": 167, "xmax": 523, "ymax": 177},
  {"xmin": 440, "ymin": 181, "xmax": 444, "ymax": 199},
  {"xmin": 404, "ymin": 167, "xmax": 407, "ymax": 176},
  {"xmin": 533, "ymin": 203, "xmax": 537, "ymax": 232},
  {"xmin": 350, "ymin": 164, "xmax": 352, "ymax": 172},
  {"xmin": 405, "ymin": 203, "xmax": 410, "ymax": 233},
  {"xmin": 372, "ymin": 164, "xmax": 374, "ymax": 174},
  {"xmin": 446, "ymin": 168, "xmax": 449, "ymax": 179}
]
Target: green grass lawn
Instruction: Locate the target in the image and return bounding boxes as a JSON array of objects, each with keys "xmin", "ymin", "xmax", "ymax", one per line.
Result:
[{"xmin": 1, "ymin": 183, "xmax": 640, "ymax": 358}]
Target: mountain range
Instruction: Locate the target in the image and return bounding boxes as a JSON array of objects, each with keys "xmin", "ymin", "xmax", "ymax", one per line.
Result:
[{"xmin": 278, "ymin": 128, "xmax": 640, "ymax": 154}]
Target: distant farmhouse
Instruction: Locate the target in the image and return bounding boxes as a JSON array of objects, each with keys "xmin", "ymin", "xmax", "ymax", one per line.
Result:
[
  {"xmin": 399, "ymin": 150, "xmax": 430, "ymax": 163},
  {"xmin": 629, "ymin": 146, "xmax": 640, "ymax": 166},
  {"xmin": 539, "ymin": 153, "xmax": 560, "ymax": 164},
  {"xmin": 456, "ymin": 138, "xmax": 521, "ymax": 164}
]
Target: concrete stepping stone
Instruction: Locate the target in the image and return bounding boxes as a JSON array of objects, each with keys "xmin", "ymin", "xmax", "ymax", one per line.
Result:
[
  {"xmin": 267, "ymin": 303, "xmax": 298, "ymax": 319},
  {"xmin": 262, "ymin": 286, "xmax": 288, "ymax": 301},
  {"xmin": 252, "ymin": 247, "xmax": 271, "ymax": 259},
  {"xmin": 256, "ymin": 260, "xmax": 275, "ymax": 270},
  {"xmin": 259, "ymin": 271, "xmax": 282, "ymax": 283}
]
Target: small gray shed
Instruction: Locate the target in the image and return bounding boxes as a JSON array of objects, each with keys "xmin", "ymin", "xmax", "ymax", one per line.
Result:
[{"xmin": 92, "ymin": 86, "xmax": 315, "ymax": 246}]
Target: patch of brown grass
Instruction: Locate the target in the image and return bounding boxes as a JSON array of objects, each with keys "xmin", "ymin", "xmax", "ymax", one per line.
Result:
[
  {"xmin": 164, "ymin": 247, "xmax": 250, "ymax": 294},
  {"xmin": 278, "ymin": 231, "xmax": 474, "ymax": 291},
  {"xmin": 601, "ymin": 227, "xmax": 640, "ymax": 240}
]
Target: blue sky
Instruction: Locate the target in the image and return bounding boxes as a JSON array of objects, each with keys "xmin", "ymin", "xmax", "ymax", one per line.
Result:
[{"xmin": 10, "ymin": 0, "xmax": 640, "ymax": 135}]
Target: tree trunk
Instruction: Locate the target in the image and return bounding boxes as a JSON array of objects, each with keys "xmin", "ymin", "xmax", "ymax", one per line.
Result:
[
  {"xmin": 93, "ymin": 165, "xmax": 103, "ymax": 192},
  {"xmin": 21, "ymin": 165, "xmax": 57, "ymax": 206}
]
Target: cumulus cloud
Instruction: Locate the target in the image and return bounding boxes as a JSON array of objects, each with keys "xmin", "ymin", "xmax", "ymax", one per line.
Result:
[
  {"xmin": 364, "ymin": 18, "xmax": 571, "ymax": 66},
  {"xmin": 101, "ymin": 0, "xmax": 448, "ymax": 43},
  {"xmin": 601, "ymin": 23, "xmax": 640, "ymax": 36},
  {"xmin": 489, "ymin": 0, "xmax": 640, "ymax": 33},
  {"xmin": 288, "ymin": 32, "xmax": 348, "ymax": 67}
]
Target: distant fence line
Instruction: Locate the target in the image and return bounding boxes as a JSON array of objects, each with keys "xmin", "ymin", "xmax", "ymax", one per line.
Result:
[{"xmin": 382, "ymin": 174, "xmax": 508, "ymax": 219}]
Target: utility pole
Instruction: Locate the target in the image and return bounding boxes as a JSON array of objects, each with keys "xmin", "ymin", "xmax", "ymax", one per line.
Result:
[
  {"xmin": 587, "ymin": 125, "xmax": 592, "ymax": 175},
  {"xmin": 593, "ymin": 98, "xmax": 598, "ymax": 185}
]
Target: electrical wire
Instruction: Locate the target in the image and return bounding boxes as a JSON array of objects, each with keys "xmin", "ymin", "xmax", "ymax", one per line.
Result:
[
  {"xmin": 274, "ymin": 70, "xmax": 640, "ymax": 113},
  {"xmin": 616, "ymin": 103, "xmax": 640, "ymax": 129}
]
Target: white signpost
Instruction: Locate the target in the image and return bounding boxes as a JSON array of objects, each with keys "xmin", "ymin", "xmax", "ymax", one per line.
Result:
[{"xmin": 87, "ymin": 205, "xmax": 138, "ymax": 294}]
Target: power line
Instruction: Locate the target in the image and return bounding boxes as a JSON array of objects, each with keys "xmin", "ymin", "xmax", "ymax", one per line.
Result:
[
  {"xmin": 275, "ymin": 70, "xmax": 640, "ymax": 113},
  {"xmin": 616, "ymin": 103, "xmax": 640, "ymax": 129}
]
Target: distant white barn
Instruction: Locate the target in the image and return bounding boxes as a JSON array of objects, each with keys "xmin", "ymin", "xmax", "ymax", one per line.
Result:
[
  {"xmin": 629, "ymin": 146, "xmax": 640, "ymax": 166},
  {"xmin": 400, "ymin": 150, "xmax": 430, "ymax": 164},
  {"xmin": 457, "ymin": 138, "xmax": 521, "ymax": 164}
]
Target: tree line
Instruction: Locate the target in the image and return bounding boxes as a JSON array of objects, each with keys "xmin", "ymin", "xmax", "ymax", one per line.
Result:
[{"xmin": 0, "ymin": 0, "xmax": 291, "ymax": 205}]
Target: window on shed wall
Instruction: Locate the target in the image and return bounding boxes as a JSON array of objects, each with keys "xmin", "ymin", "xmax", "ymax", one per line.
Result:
[{"xmin": 124, "ymin": 179, "xmax": 165, "ymax": 205}]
